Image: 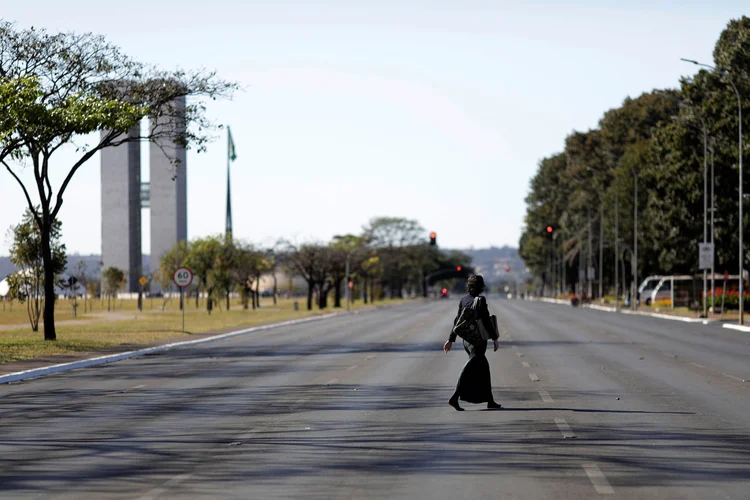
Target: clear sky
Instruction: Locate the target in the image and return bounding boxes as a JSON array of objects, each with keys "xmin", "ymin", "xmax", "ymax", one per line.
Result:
[{"xmin": 0, "ymin": 1, "xmax": 746, "ymax": 256}]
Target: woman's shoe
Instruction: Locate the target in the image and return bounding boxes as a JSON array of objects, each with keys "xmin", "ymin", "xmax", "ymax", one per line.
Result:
[
  {"xmin": 448, "ymin": 397, "xmax": 464, "ymax": 411},
  {"xmin": 486, "ymin": 401, "xmax": 502, "ymax": 409}
]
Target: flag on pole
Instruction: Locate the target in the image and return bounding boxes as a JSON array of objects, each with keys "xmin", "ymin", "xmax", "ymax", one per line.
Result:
[{"xmin": 228, "ymin": 127, "xmax": 237, "ymax": 161}]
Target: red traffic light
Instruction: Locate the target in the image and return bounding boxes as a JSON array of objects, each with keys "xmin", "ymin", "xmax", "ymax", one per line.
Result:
[
  {"xmin": 430, "ymin": 232, "xmax": 436, "ymax": 239},
  {"xmin": 546, "ymin": 225, "xmax": 553, "ymax": 233},
  {"xmin": 456, "ymin": 266, "xmax": 462, "ymax": 272},
  {"xmin": 442, "ymin": 288, "xmax": 447, "ymax": 294}
]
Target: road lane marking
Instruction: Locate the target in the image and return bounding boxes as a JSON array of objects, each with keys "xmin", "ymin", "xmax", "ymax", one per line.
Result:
[
  {"xmin": 324, "ymin": 378, "xmax": 339, "ymax": 385},
  {"xmin": 515, "ymin": 353, "xmax": 524, "ymax": 358},
  {"xmin": 582, "ymin": 463, "xmax": 614, "ymax": 494},
  {"xmin": 345, "ymin": 365, "xmax": 359, "ymax": 371},
  {"xmin": 366, "ymin": 355, "xmax": 376, "ymax": 360},
  {"xmin": 132, "ymin": 384, "xmax": 146, "ymax": 389},
  {"xmin": 529, "ymin": 373, "xmax": 540, "ymax": 382},
  {"xmin": 289, "ymin": 397, "xmax": 311, "ymax": 412},
  {"xmin": 722, "ymin": 373, "xmax": 747, "ymax": 383},
  {"xmin": 136, "ymin": 472, "xmax": 194, "ymax": 500},
  {"xmin": 521, "ymin": 361, "xmax": 531, "ymax": 368},
  {"xmin": 539, "ymin": 390, "xmax": 553, "ymax": 402},
  {"xmin": 690, "ymin": 362, "xmax": 706, "ymax": 369},
  {"xmin": 554, "ymin": 418, "xmax": 576, "ymax": 438}
]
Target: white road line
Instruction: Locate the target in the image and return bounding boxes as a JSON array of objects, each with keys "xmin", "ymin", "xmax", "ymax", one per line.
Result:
[
  {"xmin": 521, "ymin": 361, "xmax": 531, "ymax": 368},
  {"xmin": 365, "ymin": 355, "xmax": 376, "ymax": 360},
  {"xmin": 238, "ymin": 428, "xmax": 260, "ymax": 440},
  {"xmin": 722, "ymin": 373, "xmax": 747, "ymax": 383},
  {"xmin": 132, "ymin": 384, "xmax": 146, "ymax": 389},
  {"xmin": 529, "ymin": 373, "xmax": 540, "ymax": 382},
  {"xmin": 324, "ymin": 378, "xmax": 339, "ymax": 385},
  {"xmin": 289, "ymin": 397, "xmax": 311, "ymax": 412},
  {"xmin": 136, "ymin": 472, "xmax": 194, "ymax": 500},
  {"xmin": 582, "ymin": 463, "xmax": 614, "ymax": 494},
  {"xmin": 345, "ymin": 365, "xmax": 359, "ymax": 371},
  {"xmin": 554, "ymin": 418, "xmax": 576, "ymax": 439},
  {"xmin": 515, "ymin": 352, "xmax": 524, "ymax": 358},
  {"xmin": 539, "ymin": 390, "xmax": 553, "ymax": 403},
  {"xmin": 690, "ymin": 362, "xmax": 706, "ymax": 369}
]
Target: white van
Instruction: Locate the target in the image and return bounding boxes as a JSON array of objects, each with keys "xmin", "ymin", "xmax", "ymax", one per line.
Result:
[
  {"xmin": 638, "ymin": 275, "xmax": 664, "ymax": 306},
  {"xmin": 648, "ymin": 276, "xmax": 695, "ymax": 308}
]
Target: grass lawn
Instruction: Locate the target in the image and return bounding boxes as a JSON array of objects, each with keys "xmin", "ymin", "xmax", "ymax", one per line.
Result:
[{"xmin": 0, "ymin": 296, "xmax": 412, "ymax": 364}]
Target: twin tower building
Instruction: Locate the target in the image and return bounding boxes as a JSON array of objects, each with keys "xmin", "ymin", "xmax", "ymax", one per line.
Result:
[{"xmin": 101, "ymin": 98, "xmax": 187, "ymax": 293}]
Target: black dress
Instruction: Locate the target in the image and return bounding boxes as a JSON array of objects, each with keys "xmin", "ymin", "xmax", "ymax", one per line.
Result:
[{"xmin": 449, "ymin": 294, "xmax": 497, "ymax": 404}]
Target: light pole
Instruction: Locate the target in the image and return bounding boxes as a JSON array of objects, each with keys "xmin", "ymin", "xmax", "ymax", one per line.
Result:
[
  {"xmin": 682, "ymin": 58, "xmax": 743, "ymax": 324},
  {"xmin": 657, "ymin": 91, "xmax": 710, "ymax": 316},
  {"xmin": 615, "ymin": 190, "xmax": 619, "ymax": 311},
  {"xmin": 345, "ymin": 253, "xmax": 351, "ymax": 311},
  {"xmin": 709, "ymin": 141, "xmax": 716, "ymax": 310},
  {"xmin": 632, "ymin": 168, "xmax": 638, "ymax": 310}
]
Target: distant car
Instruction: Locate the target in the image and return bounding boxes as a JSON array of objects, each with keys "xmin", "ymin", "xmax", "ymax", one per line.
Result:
[
  {"xmin": 440, "ymin": 288, "xmax": 449, "ymax": 298},
  {"xmin": 146, "ymin": 291, "xmax": 163, "ymax": 298}
]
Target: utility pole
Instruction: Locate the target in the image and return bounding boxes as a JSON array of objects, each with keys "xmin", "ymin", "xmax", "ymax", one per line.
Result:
[
  {"xmin": 615, "ymin": 191, "xmax": 619, "ymax": 311},
  {"xmin": 587, "ymin": 211, "xmax": 593, "ymax": 298},
  {"xmin": 345, "ymin": 253, "xmax": 351, "ymax": 312},
  {"xmin": 632, "ymin": 168, "xmax": 638, "ymax": 311},
  {"xmin": 599, "ymin": 202, "xmax": 604, "ymax": 302}
]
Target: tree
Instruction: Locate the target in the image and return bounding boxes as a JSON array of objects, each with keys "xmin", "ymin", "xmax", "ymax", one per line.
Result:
[
  {"xmin": 0, "ymin": 22, "xmax": 236, "ymax": 340},
  {"xmin": 186, "ymin": 236, "xmax": 223, "ymax": 313},
  {"xmin": 209, "ymin": 237, "xmax": 235, "ymax": 312},
  {"xmin": 101, "ymin": 267, "xmax": 125, "ymax": 312},
  {"xmin": 7, "ymin": 208, "xmax": 66, "ymax": 331},
  {"xmin": 363, "ymin": 217, "xmax": 426, "ymax": 298},
  {"xmin": 282, "ymin": 242, "xmax": 326, "ymax": 311}
]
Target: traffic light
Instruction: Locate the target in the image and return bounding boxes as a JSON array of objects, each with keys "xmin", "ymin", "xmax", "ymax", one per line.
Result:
[
  {"xmin": 546, "ymin": 225, "xmax": 554, "ymax": 234},
  {"xmin": 429, "ymin": 232, "xmax": 437, "ymax": 246},
  {"xmin": 456, "ymin": 266, "xmax": 462, "ymax": 272}
]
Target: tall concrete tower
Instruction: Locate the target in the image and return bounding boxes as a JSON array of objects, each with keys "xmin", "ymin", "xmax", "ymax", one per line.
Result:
[
  {"xmin": 101, "ymin": 126, "xmax": 142, "ymax": 293},
  {"xmin": 101, "ymin": 99, "xmax": 187, "ymax": 293},
  {"xmin": 150, "ymin": 97, "xmax": 187, "ymax": 277}
]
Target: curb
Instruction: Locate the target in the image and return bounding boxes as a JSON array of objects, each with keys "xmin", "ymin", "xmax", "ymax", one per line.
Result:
[
  {"xmin": 535, "ymin": 299, "xmax": 713, "ymax": 324},
  {"xmin": 0, "ymin": 311, "xmax": 345, "ymax": 386},
  {"xmin": 722, "ymin": 323, "xmax": 750, "ymax": 333}
]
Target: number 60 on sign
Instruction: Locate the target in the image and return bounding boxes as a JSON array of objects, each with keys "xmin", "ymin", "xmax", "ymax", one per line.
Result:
[{"xmin": 173, "ymin": 267, "xmax": 193, "ymax": 288}]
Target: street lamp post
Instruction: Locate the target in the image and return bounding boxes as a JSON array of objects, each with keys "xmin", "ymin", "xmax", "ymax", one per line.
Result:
[
  {"xmin": 710, "ymin": 141, "xmax": 716, "ymax": 310},
  {"xmin": 615, "ymin": 190, "xmax": 619, "ymax": 311},
  {"xmin": 632, "ymin": 168, "xmax": 638, "ymax": 311},
  {"xmin": 681, "ymin": 58, "xmax": 743, "ymax": 324},
  {"xmin": 599, "ymin": 202, "xmax": 604, "ymax": 303},
  {"xmin": 657, "ymin": 91, "xmax": 710, "ymax": 316}
]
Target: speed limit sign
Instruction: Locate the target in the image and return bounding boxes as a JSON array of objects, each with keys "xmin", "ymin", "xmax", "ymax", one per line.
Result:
[{"xmin": 173, "ymin": 267, "xmax": 193, "ymax": 288}]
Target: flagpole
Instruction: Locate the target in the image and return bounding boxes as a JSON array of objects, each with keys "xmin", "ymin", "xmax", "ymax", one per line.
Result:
[{"xmin": 226, "ymin": 126, "xmax": 233, "ymax": 239}]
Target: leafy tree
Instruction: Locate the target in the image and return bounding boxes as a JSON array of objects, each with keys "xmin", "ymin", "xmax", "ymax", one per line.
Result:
[
  {"xmin": 282, "ymin": 242, "xmax": 327, "ymax": 311},
  {"xmin": 7, "ymin": 208, "xmax": 66, "ymax": 331},
  {"xmin": 0, "ymin": 22, "xmax": 236, "ymax": 340},
  {"xmin": 101, "ymin": 267, "xmax": 125, "ymax": 312},
  {"xmin": 186, "ymin": 236, "xmax": 223, "ymax": 313}
]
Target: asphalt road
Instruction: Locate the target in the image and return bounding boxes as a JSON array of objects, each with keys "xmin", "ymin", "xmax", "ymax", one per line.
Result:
[{"xmin": 1, "ymin": 298, "xmax": 749, "ymax": 499}]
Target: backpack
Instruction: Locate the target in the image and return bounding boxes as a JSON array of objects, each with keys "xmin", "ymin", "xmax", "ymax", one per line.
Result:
[{"xmin": 452, "ymin": 297, "xmax": 492, "ymax": 344}]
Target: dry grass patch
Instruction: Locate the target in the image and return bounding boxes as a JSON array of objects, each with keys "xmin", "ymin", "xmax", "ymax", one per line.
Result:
[{"xmin": 0, "ymin": 297, "xmax": 412, "ymax": 363}]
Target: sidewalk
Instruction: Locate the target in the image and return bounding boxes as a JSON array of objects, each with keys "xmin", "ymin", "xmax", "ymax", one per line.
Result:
[{"xmin": 528, "ymin": 296, "xmax": 715, "ymax": 324}]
